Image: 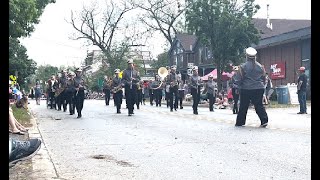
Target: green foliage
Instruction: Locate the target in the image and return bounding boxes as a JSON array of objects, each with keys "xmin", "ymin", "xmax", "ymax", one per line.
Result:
[
  {"xmin": 34, "ymin": 64, "xmax": 59, "ymax": 84},
  {"xmin": 9, "ymin": 0, "xmax": 56, "ymax": 38},
  {"xmin": 150, "ymin": 51, "xmax": 169, "ymax": 69},
  {"xmin": 186, "ymin": 0, "xmax": 260, "ymax": 90},
  {"xmin": 9, "ymin": 38, "xmax": 37, "ymax": 86}
]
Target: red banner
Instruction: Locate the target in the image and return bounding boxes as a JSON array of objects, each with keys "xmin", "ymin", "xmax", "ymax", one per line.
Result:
[{"xmin": 270, "ymin": 62, "xmax": 286, "ymax": 79}]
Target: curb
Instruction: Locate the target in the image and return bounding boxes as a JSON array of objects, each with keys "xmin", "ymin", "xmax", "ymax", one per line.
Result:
[{"xmin": 27, "ymin": 110, "xmax": 59, "ymax": 179}]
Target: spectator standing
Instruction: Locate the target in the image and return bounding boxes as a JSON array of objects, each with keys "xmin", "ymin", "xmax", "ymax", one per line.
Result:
[{"xmin": 297, "ymin": 66, "xmax": 308, "ymax": 114}]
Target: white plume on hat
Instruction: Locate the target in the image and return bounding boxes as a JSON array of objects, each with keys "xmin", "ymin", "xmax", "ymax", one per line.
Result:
[{"xmin": 245, "ymin": 47, "xmax": 257, "ymax": 57}]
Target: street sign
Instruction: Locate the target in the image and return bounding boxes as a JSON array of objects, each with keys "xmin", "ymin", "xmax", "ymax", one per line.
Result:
[
  {"xmin": 187, "ymin": 63, "xmax": 194, "ymax": 69},
  {"xmin": 141, "ymin": 76, "xmax": 155, "ymax": 81}
]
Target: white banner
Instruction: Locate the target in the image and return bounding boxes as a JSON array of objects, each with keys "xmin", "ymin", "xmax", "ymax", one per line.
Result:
[{"xmin": 287, "ymin": 83, "xmax": 299, "ymax": 105}]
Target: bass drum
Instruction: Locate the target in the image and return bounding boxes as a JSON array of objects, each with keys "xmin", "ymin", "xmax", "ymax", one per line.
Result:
[{"xmin": 165, "ymin": 85, "xmax": 170, "ymax": 93}]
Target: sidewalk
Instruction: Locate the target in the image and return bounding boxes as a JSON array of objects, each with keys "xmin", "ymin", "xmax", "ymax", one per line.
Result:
[{"xmin": 9, "ymin": 110, "xmax": 58, "ymax": 180}]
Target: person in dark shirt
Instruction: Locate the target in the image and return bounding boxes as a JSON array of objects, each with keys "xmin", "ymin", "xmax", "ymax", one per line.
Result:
[{"xmin": 297, "ymin": 66, "xmax": 308, "ymax": 114}]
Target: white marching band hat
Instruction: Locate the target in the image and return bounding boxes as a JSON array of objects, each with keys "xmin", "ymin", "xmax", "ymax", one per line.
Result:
[
  {"xmin": 114, "ymin": 69, "xmax": 120, "ymax": 73},
  {"xmin": 127, "ymin": 59, "xmax": 133, "ymax": 64},
  {"xmin": 192, "ymin": 66, "xmax": 198, "ymax": 70},
  {"xmin": 245, "ymin": 47, "xmax": 257, "ymax": 57}
]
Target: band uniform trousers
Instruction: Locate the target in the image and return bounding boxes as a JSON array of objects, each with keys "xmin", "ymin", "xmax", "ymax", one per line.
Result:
[
  {"xmin": 125, "ymin": 85, "xmax": 137, "ymax": 114},
  {"xmin": 236, "ymin": 89, "xmax": 268, "ymax": 125},
  {"xmin": 66, "ymin": 90, "xmax": 75, "ymax": 114},
  {"xmin": 178, "ymin": 90, "xmax": 185, "ymax": 109},
  {"xmin": 232, "ymin": 88, "xmax": 240, "ymax": 114},
  {"xmin": 114, "ymin": 90, "xmax": 123, "ymax": 113},
  {"xmin": 149, "ymin": 89, "xmax": 154, "ymax": 105},
  {"xmin": 207, "ymin": 93, "xmax": 215, "ymax": 111},
  {"xmin": 49, "ymin": 91, "xmax": 56, "ymax": 109},
  {"xmin": 165, "ymin": 91, "xmax": 170, "ymax": 108},
  {"xmin": 57, "ymin": 90, "xmax": 67, "ymax": 111},
  {"xmin": 75, "ymin": 90, "xmax": 85, "ymax": 116},
  {"xmin": 136, "ymin": 89, "xmax": 142, "ymax": 109},
  {"xmin": 169, "ymin": 86, "xmax": 179, "ymax": 111},
  {"xmin": 191, "ymin": 87, "xmax": 200, "ymax": 113},
  {"xmin": 154, "ymin": 89, "xmax": 162, "ymax": 107},
  {"xmin": 104, "ymin": 89, "xmax": 111, "ymax": 105}
]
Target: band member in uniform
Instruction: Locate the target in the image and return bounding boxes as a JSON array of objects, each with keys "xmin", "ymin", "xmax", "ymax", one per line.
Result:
[
  {"xmin": 153, "ymin": 75, "xmax": 164, "ymax": 107},
  {"xmin": 203, "ymin": 74, "xmax": 217, "ymax": 112},
  {"xmin": 47, "ymin": 74, "xmax": 58, "ymax": 109},
  {"xmin": 231, "ymin": 66, "xmax": 240, "ymax": 114},
  {"xmin": 65, "ymin": 72, "xmax": 76, "ymax": 115},
  {"xmin": 233, "ymin": 47, "xmax": 268, "ymax": 127},
  {"xmin": 74, "ymin": 68, "xmax": 86, "ymax": 118},
  {"xmin": 111, "ymin": 69, "xmax": 123, "ymax": 114},
  {"xmin": 189, "ymin": 66, "xmax": 203, "ymax": 114},
  {"xmin": 103, "ymin": 76, "xmax": 112, "ymax": 106},
  {"xmin": 122, "ymin": 59, "xmax": 140, "ymax": 116},
  {"xmin": 57, "ymin": 69, "xmax": 68, "ymax": 111},
  {"xmin": 136, "ymin": 80, "xmax": 143, "ymax": 109},
  {"xmin": 166, "ymin": 65, "xmax": 179, "ymax": 112},
  {"xmin": 177, "ymin": 75, "xmax": 185, "ymax": 109},
  {"xmin": 165, "ymin": 66, "xmax": 171, "ymax": 108},
  {"xmin": 148, "ymin": 80, "xmax": 154, "ymax": 106}
]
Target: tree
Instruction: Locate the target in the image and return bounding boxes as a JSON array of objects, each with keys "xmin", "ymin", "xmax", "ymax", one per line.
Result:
[
  {"xmin": 9, "ymin": 38, "xmax": 37, "ymax": 86},
  {"xmin": 9, "ymin": 0, "xmax": 56, "ymax": 38},
  {"xmin": 186, "ymin": 0, "xmax": 260, "ymax": 91},
  {"xmin": 9, "ymin": 0, "xmax": 55, "ymax": 89},
  {"xmin": 33, "ymin": 64, "xmax": 59, "ymax": 82},
  {"xmin": 150, "ymin": 51, "xmax": 169, "ymax": 69},
  {"xmin": 130, "ymin": 0, "xmax": 187, "ymax": 47},
  {"xmin": 69, "ymin": 0, "xmax": 138, "ymax": 76}
]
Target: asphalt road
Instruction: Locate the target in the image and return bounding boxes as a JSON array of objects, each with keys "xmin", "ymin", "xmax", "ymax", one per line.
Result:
[{"xmin": 29, "ymin": 99, "xmax": 311, "ymax": 180}]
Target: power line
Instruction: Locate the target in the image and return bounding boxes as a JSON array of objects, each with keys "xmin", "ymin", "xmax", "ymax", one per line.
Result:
[{"xmin": 24, "ymin": 36, "xmax": 88, "ymax": 50}]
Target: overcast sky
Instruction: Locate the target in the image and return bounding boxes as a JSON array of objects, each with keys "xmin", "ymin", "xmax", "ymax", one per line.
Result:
[{"xmin": 19, "ymin": 0, "xmax": 311, "ymax": 68}]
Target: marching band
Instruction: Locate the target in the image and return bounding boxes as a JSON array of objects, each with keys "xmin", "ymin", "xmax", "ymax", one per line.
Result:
[{"xmin": 41, "ymin": 58, "xmax": 241, "ymax": 118}]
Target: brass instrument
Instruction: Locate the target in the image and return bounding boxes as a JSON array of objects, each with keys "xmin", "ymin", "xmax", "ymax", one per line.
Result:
[
  {"xmin": 152, "ymin": 67, "xmax": 168, "ymax": 90},
  {"xmin": 112, "ymin": 85, "xmax": 123, "ymax": 93},
  {"xmin": 54, "ymin": 87, "xmax": 65, "ymax": 97}
]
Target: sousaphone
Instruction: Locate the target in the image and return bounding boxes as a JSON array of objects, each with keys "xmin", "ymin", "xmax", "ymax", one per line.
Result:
[{"xmin": 151, "ymin": 67, "xmax": 168, "ymax": 89}]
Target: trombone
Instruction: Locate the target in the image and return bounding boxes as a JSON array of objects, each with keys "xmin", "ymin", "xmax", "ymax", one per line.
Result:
[{"xmin": 151, "ymin": 67, "xmax": 169, "ymax": 90}]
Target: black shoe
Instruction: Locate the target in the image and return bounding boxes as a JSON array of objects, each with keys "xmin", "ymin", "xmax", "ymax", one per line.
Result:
[
  {"xmin": 210, "ymin": 109, "xmax": 214, "ymax": 112},
  {"xmin": 63, "ymin": 109, "xmax": 66, "ymax": 112},
  {"xmin": 174, "ymin": 108, "xmax": 177, "ymax": 111},
  {"xmin": 235, "ymin": 124, "xmax": 244, "ymax": 127},
  {"xmin": 193, "ymin": 110, "xmax": 198, "ymax": 115},
  {"xmin": 180, "ymin": 107, "xmax": 183, "ymax": 109},
  {"xmin": 260, "ymin": 122, "xmax": 268, "ymax": 127},
  {"xmin": 170, "ymin": 109, "xmax": 173, "ymax": 112},
  {"xmin": 297, "ymin": 112, "xmax": 304, "ymax": 114},
  {"xmin": 77, "ymin": 115, "xmax": 82, "ymax": 118},
  {"xmin": 9, "ymin": 138, "xmax": 42, "ymax": 167}
]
